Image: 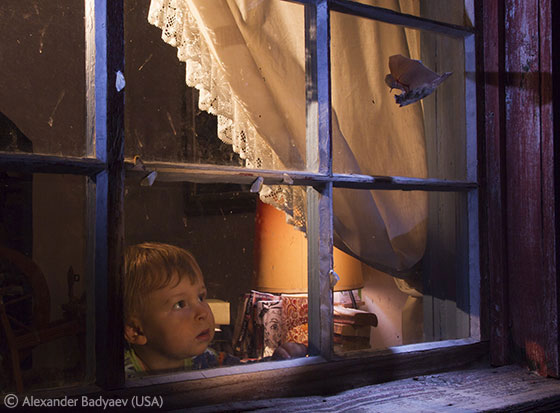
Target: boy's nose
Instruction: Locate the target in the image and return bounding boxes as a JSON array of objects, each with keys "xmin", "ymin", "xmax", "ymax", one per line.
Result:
[{"xmin": 195, "ymin": 303, "xmax": 210, "ymax": 320}]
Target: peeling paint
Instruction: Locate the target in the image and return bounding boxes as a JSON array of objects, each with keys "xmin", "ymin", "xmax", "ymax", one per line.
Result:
[
  {"xmin": 115, "ymin": 70, "xmax": 125, "ymax": 91},
  {"xmin": 250, "ymin": 176, "xmax": 264, "ymax": 193}
]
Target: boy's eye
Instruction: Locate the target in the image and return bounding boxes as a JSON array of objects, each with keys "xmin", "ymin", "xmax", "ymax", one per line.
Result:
[
  {"xmin": 198, "ymin": 293, "xmax": 206, "ymax": 302},
  {"xmin": 173, "ymin": 300, "xmax": 187, "ymax": 310}
]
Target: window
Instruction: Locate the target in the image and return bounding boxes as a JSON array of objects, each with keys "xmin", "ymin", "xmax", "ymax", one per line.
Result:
[
  {"xmin": 0, "ymin": 0, "xmax": 484, "ymax": 403},
  {"xmin": 0, "ymin": 0, "xmax": 91, "ymax": 393}
]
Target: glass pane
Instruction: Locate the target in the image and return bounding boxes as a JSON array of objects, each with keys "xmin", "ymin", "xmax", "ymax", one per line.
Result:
[
  {"xmin": 331, "ymin": 12, "xmax": 467, "ymax": 180},
  {"xmin": 124, "ymin": 181, "xmax": 308, "ymax": 379},
  {"xmin": 332, "ymin": 188, "xmax": 470, "ymax": 355},
  {"xmin": 125, "ymin": 0, "xmax": 306, "ymax": 170},
  {"xmin": 348, "ymin": 0, "xmax": 470, "ymax": 27},
  {"xmin": 0, "ymin": 173, "xmax": 91, "ymax": 392},
  {"xmin": 0, "ymin": 1, "xmax": 86, "ymax": 156}
]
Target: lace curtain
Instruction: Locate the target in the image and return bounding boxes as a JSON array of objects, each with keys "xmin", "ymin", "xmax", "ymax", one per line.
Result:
[{"xmin": 147, "ymin": 0, "xmax": 428, "ymax": 280}]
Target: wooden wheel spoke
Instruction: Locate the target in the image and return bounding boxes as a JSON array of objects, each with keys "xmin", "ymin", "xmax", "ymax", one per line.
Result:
[
  {"xmin": 3, "ymin": 294, "xmax": 33, "ymax": 307},
  {"xmin": 6, "ymin": 315, "xmax": 33, "ymax": 333}
]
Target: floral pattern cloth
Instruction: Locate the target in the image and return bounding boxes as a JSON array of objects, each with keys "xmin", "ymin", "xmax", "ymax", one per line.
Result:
[{"xmin": 281, "ymin": 294, "xmax": 308, "ymax": 346}]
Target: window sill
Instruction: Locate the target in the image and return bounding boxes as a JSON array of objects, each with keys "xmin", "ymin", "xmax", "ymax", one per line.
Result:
[
  {"xmin": 25, "ymin": 340, "xmax": 487, "ymax": 409},
  {"xmin": 198, "ymin": 364, "xmax": 560, "ymax": 412}
]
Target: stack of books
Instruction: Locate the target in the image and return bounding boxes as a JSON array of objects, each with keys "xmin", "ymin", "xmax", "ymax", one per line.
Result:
[{"xmin": 333, "ymin": 305, "xmax": 378, "ymax": 352}]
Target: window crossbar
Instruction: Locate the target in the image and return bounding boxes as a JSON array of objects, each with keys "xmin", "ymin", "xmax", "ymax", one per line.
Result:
[
  {"xmin": 286, "ymin": 0, "xmax": 475, "ymax": 38},
  {"xmin": 123, "ymin": 160, "xmax": 477, "ymax": 192}
]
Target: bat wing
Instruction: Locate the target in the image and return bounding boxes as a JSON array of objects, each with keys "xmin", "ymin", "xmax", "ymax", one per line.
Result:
[{"xmin": 385, "ymin": 54, "xmax": 452, "ymax": 107}]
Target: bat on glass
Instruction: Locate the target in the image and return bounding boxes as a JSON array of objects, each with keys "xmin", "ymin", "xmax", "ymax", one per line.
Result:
[{"xmin": 385, "ymin": 54, "xmax": 452, "ymax": 107}]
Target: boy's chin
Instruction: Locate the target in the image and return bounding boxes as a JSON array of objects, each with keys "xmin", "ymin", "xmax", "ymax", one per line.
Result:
[{"xmin": 183, "ymin": 343, "xmax": 212, "ymax": 358}]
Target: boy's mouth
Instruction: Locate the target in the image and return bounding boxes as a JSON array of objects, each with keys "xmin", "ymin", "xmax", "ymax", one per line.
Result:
[{"xmin": 196, "ymin": 329, "xmax": 211, "ymax": 341}]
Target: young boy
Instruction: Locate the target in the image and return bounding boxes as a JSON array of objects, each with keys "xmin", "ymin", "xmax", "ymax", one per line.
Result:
[{"xmin": 124, "ymin": 242, "xmax": 305, "ymax": 377}]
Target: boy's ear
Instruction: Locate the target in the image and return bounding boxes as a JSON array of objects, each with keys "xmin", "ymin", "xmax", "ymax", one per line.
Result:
[{"xmin": 124, "ymin": 317, "xmax": 147, "ymax": 346}]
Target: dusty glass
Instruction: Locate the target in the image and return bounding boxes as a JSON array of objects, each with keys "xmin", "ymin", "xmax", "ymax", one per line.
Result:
[
  {"xmin": 332, "ymin": 188, "xmax": 471, "ymax": 355},
  {"xmin": 348, "ymin": 0, "xmax": 470, "ymax": 27},
  {"xmin": 124, "ymin": 0, "xmax": 306, "ymax": 170},
  {"xmin": 331, "ymin": 12, "xmax": 468, "ymax": 180},
  {"xmin": 0, "ymin": 173, "xmax": 90, "ymax": 392},
  {"xmin": 0, "ymin": 1, "xmax": 86, "ymax": 157},
  {"xmin": 124, "ymin": 180, "xmax": 309, "ymax": 379}
]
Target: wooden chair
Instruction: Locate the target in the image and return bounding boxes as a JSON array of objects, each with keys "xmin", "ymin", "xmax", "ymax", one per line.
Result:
[{"xmin": 0, "ymin": 247, "xmax": 84, "ymax": 393}]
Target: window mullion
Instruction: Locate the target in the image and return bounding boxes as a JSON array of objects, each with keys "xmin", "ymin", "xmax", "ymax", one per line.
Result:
[
  {"xmin": 465, "ymin": 22, "xmax": 480, "ymax": 339},
  {"xmin": 305, "ymin": 0, "xmax": 333, "ymax": 358},
  {"xmin": 88, "ymin": 0, "xmax": 125, "ymax": 389},
  {"xmin": 464, "ymin": 0, "xmax": 480, "ymax": 337}
]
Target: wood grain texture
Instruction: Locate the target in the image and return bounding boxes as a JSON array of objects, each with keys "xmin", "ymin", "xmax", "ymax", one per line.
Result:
[
  {"xmin": 304, "ymin": 1, "xmax": 334, "ymax": 358},
  {"xmin": 31, "ymin": 340, "xmax": 486, "ymax": 409},
  {"xmin": 504, "ymin": 0, "xmax": 555, "ymax": 377},
  {"xmin": 538, "ymin": 0, "xmax": 558, "ymax": 378},
  {"xmin": 481, "ymin": 0, "xmax": 558, "ymax": 377},
  {"xmin": 474, "ymin": 0, "xmax": 488, "ymax": 345},
  {"xmin": 191, "ymin": 364, "xmax": 560, "ymax": 413},
  {"xmin": 551, "ymin": 0, "xmax": 560, "ymax": 379},
  {"xmin": 482, "ymin": 0, "xmax": 509, "ymax": 368}
]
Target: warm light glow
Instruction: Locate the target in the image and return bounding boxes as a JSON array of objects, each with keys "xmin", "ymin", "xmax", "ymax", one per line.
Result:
[{"xmin": 253, "ymin": 201, "xmax": 364, "ymax": 293}]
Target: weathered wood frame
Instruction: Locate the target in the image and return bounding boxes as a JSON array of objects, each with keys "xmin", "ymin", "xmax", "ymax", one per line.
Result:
[
  {"xmin": 0, "ymin": 0, "xmax": 487, "ymax": 403},
  {"xmin": 480, "ymin": 0, "xmax": 559, "ymax": 377},
  {"xmin": 86, "ymin": 0, "xmax": 126, "ymax": 390}
]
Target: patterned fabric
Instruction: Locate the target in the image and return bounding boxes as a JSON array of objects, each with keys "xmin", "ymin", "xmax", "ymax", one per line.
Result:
[
  {"xmin": 281, "ymin": 294, "xmax": 308, "ymax": 346},
  {"xmin": 124, "ymin": 347, "xmax": 240, "ymax": 378},
  {"xmin": 232, "ymin": 290, "xmax": 280, "ymax": 359},
  {"xmin": 257, "ymin": 300, "xmax": 283, "ymax": 357},
  {"xmin": 286, "ymin": 323, "xmax": 308, "ymax": 346}
]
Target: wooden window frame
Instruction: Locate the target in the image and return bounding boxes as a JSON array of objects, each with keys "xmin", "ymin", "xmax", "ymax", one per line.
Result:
[{"xmin": 0, "ymin": 0, "xmax": 496, "ymax": 405}]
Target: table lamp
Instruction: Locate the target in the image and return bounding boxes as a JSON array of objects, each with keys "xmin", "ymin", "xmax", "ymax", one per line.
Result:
[{"xmin": 253, "ymin": 200, "xmax": 364, "ymax": 294}]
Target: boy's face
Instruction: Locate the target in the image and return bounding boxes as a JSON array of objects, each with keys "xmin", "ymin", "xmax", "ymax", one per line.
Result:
[{"xmin": 133, "ymin": 273, "xmax": 215, "ymax": 366}]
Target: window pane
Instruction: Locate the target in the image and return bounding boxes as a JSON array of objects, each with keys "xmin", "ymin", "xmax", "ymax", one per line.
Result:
[
  {"xmin": 0, "ymin": 1, "xmax": 86, "ymax": 156},
  {"xmin": 348, "ymin": 0, "xmax": 470, "ymax": 27},
  {"xmin": 125, "ymin": 0, "xmax": 306, "ymax": 170},
  {"xmin": 330, "ymin": 12, "xmax": 467, "ymax": 180},
  {"xmin": 0, "ymin": 173, "xmax": 91, "ymax": 392},
  {"xmin": 332, "ymin": 188, "xmax": 470, "ymax": 355},
  {"xmin": 124, "ymin": 180, "xmax": 308, "ymax": 379}
]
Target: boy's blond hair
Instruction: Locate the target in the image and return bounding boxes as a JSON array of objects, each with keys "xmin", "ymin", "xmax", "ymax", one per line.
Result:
[{"xmin": 124, "ymin": 242, "xmax": 203, "ymax": 320}]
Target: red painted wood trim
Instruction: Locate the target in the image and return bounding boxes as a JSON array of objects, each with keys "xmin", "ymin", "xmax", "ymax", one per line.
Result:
[
  {"xmin": 504, "ymin": 0, "xmax": 557, "ymax": 377},
  {"xmin": 482, "ymin": 0, "xmax": 509, "ymax": 366},
  {"xmin": 539, "ymin": 0, "xmax": 559, "ymax": 377},
  {"xmin": 505, "ymin": 0, "xmax": 543, "ymax": 373}
]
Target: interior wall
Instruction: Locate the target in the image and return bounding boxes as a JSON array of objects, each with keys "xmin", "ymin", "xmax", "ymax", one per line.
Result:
[
  {"xmin": 31, "ymin": 174, "xmax": 86, "ymax": 371},
  {"xmin": 361, "ymin": 265, "xmax": 408, "ymax": 349},
  {"xmin": 32, "ymin": 174, "xmax": 86, "ymax": 320}
]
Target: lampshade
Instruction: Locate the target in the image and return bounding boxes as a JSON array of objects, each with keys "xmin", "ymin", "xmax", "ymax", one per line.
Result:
[{"xmin": 253, "ymin": 201, "xmax": 364, "ymax": 293}]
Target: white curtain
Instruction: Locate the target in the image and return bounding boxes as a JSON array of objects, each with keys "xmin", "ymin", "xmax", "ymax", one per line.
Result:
[{"xmin": 148, "ymin": 0, "xmax": 428, "ymax": 279}]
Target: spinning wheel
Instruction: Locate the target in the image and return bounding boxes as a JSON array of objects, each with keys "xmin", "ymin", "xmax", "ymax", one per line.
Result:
[{"xmin": 0, "ymin": 247, "xmax": 83, "ymax": 393}]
